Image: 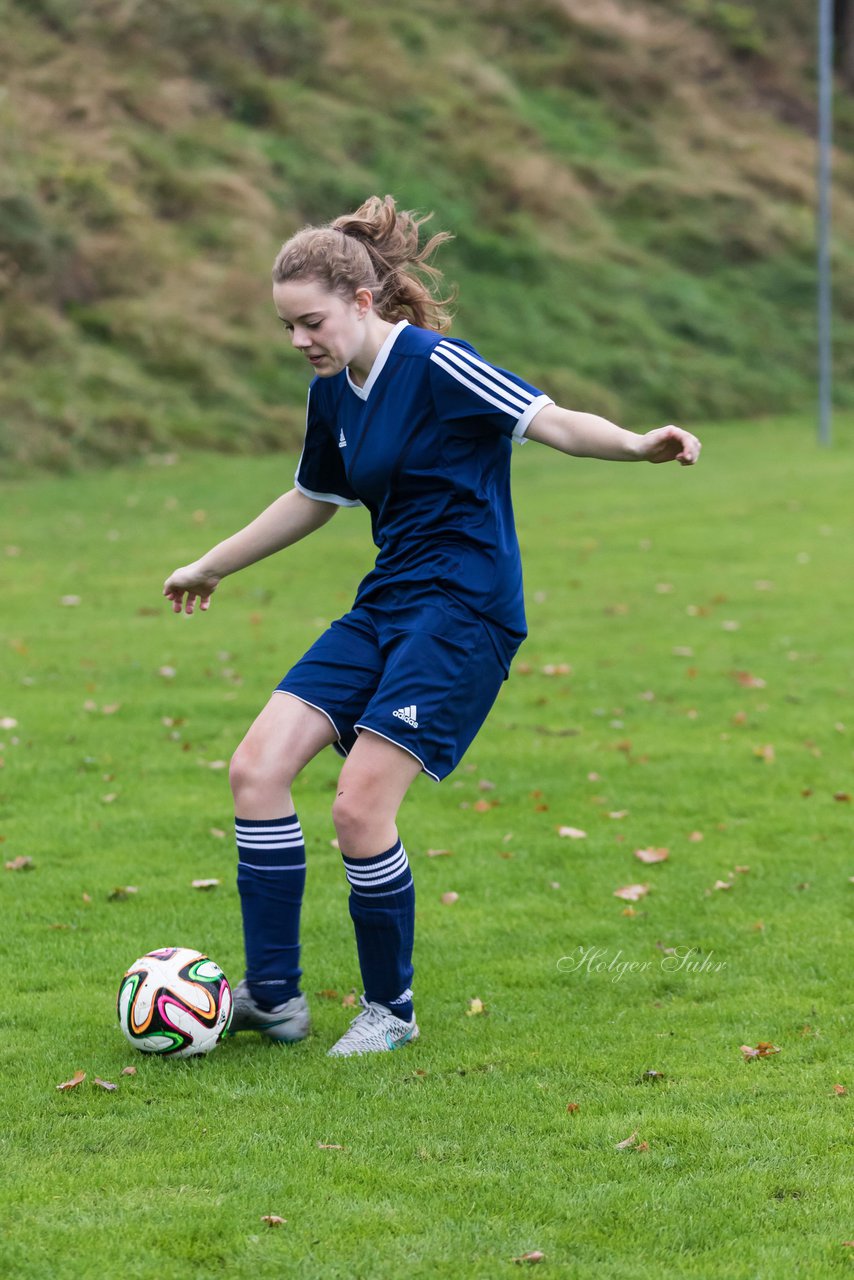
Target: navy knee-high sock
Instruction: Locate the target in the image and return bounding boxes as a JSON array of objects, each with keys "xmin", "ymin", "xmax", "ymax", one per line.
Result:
[
  {"xmin": 341, "ymin": 839, "xmax": 415, "ymax": 1022},
  {"xmin": 235, "ymin": 814, "xmax": 306, "ymax": 1008}
]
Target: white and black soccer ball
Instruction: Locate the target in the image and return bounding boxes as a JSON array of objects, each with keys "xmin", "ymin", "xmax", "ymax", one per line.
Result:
[{"xmin": 117, "ymin": 947, "xmax": 233, "ymax": 1058}]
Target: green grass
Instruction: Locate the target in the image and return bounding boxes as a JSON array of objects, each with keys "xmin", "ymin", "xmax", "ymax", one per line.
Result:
[{"xmin": 2, "ymin": 416, "xmax": 854, "ymax": 1278}]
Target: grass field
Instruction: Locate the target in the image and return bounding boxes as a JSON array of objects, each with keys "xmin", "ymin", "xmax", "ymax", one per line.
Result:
[{"xmin": 2, "ymin": 416, "xmax": 853, "ymax": 1278}]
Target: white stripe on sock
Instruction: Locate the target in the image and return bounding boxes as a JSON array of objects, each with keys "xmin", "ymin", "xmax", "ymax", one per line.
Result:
[{"xmin": 344, "ymin": 849, "xmax": 408, "ymax": 886}]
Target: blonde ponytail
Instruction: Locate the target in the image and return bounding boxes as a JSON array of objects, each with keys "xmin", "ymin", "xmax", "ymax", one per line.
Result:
[{"xmin": 272, "ymin": 195, "xmax": 454, "ymax": 332}]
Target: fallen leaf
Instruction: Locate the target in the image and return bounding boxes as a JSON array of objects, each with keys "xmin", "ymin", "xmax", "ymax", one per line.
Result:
[
  {"xmin": 740, "ymin": 1042, "xmax": 781, "ymax": 1061},
  {"xmin": 753, "ymin": 744, "xmax": 775, "ymax": 763},
  {"xmin": 341, "ymin": 990, "xmax": 358, "ymax": 1008},
  {"xmin": 60, "ymin": 595, "xmax": 81, "ymax": 607},
  {"xmin": 832, "ymin": 1084, "xmax": 847, "ymax": 1096},
  {"xmin": 672, "ymin": 646, "xmax": 693, "ymax": 657},
  {"xmin": 557, "ymin": 826, "xmax": 587, "ymax": 839},
  {"xmin": 639, "ymin": 1070, "xmax": 666, "ymax": 1082},
  {"xmin": 93, "ymin": 1077, "xmax": 117, "ymax": 1091},
  {"xmin": 608, "ymin": 810, "xmax": 629, "ymax": 820},
  {"xmin": 316, "ymin": 1143, "xmax": 345, "ymax": 1150},
  {"xmin": 472, "ymin": 799, "xmax": 494, "ymax": 813},
  {"xmin": 121, "ymin": 1066, "xmax": 137, "ymax": 1076},
  {"xmin": 441, "ymin": 891, "xmax": 459, "ymax": 904},
  {"xmin": 511, "ymin": 1251, "xmax": 545, "ymax": 1264},
  {"xmin": 82, "ymin": 892, "xmax": 92, "ymax": 904},
  {"xmin": 688, "ymin": 831, "xmax": 704, "ymax": 842},
  {"xmin": 56, "ymin": 1070, "xmax": 86, "ymax": 1091},
  {"xmin": 261, "ymin": 1215, "xmax": 286, "ymax": 1227},
  {"xmin": 101, "ymin": 703, "xmax": 121, "ymax": 716},
  {"xmin": 425, "ymin": 848, "xmax": 452, "ymax": 858},
  {"xmin": 0, "ymin": 716, "xmax": 18, "ymax": 730},
  {"xmin": 315, "ymin": 989, "xmax": 339, "ymax": 1000},
  {"xmin": 206, "ymin": 760, "xmax": 227, "ymax": 770},
  {"xmin": 549, "ymin": 881, "xmax": 561, "ymax": 890},
  {"xmin": 191, "ymin": 878, "xmax": 221, "ymax": 890},
  {"xmin": 101, "ymin": 793, "xmax": 117, "ymax": 804},
  {"xmin": 466, "ymin": 997, "xmax": 486, "ymax": 1016},
  {"xmin": 733, "ymin": 670, "xmax": 766, "ymax": 688},
  {"xmin": 5, "ymin": 855, "xmax": 34, "ymax": 871},
  {"xmin": 833, "ymin": 792, "xmax": 851, "ymax": 803},
  {"xmin": 587, "ymin": 771, "xmax": 600, "ymax": 782},
  {"xmin": 478, "ymin": 779, "xmax": 496, "ymax": 791},
  {"xmin": 614, "ymin": 884, "xmax": 649, "ymax": 901},
  {"xmin": 712, "ymin": 879, "xmax": 733, "ymax": 891},
  {"xmin": 615, "ymin": 1129, "xmax": 639, "ymax": 1149},
  {"xmin": 634, "ymin": 847, "xmax": 669, "ymax": 864},
  {"xmin": 566, "ymin": 1102, "xmax": 580, "ymax": 1113},
  {"xmin": 158, "ymin": 666, "xmax": 177, "ymax": 679},
  {"xmin": 209, "ymin": 827, "xmax": 226, "ymax": 839},
  {"xmin": 541, "ymin": 663, "xmax": 571, "ymax": 676}
]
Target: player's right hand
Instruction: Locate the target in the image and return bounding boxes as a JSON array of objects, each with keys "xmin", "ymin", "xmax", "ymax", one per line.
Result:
[{"xmin": 162, "ymin": 563, "xmax": 221, "ymax": 615}]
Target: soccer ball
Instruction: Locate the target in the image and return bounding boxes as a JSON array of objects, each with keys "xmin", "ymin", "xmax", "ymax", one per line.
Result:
[{"xmin": 117, "ymin": 947, "xmax": 233, "ymax": 1058}]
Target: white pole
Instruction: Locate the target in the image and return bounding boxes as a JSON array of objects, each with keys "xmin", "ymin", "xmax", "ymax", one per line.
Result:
[{"xmin": 817, "ymin": 0, "xmax": 833, "ymax": 446}]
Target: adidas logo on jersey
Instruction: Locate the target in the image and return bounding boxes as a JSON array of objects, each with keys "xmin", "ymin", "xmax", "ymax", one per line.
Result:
[
  {"xmin": 338, "ymin": 429, "xmax": 347, "ymax": 448},
  {"xmin": 392, "ymin": 704, "xmax": 419, "ymax": 728}
]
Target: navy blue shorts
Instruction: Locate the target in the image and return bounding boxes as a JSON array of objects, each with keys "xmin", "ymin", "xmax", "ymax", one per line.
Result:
[{"xmin": 275, "ymin": 596, "xmax": 519, "ymax": 781}]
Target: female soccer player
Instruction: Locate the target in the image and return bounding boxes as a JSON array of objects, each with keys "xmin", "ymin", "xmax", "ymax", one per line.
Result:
[{"xmin": 163, "ymin": 195, "xmax": 700, "ymax": 1057}]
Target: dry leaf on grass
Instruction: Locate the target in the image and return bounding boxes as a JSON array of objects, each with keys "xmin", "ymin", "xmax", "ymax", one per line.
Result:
[
  {"xmin": 5, "ymin": 856, "xmax": 34, "ymax": 871},
  {"xmin": 315, "ymin": 989, "xmax": 339, "ymax": 1001},
  {"xmin": 121, "ymin": 1066, "xmax": 137, "ymax": 1076},
  {"xmin": 472, "ymin": 799, "xmax": 495, "ymax": 813},
  {"xmin": 466, "ymin": 998, "xmax": 486, "ymax": 1016},
  {"xmin": 317, "ymin": 1143, "xmax": 345, "ymax": 1150},
  {"xmin": 441, "ymin": 891, "xmax": 459, "ymax": 905},
  {"xmin": 56, "ymin": 1070, "xmax": 86, "ymax": 1091},
  {"xmin": 425, "ymin": 848, "xmax": 452, "ymax": 858},
  {"xmin": 511, "ymin": 1251, "xmax": 545, "ymax": 1265},
  {"xmin": 341, "ymin": 990, "xmax": 358, "ymax": 1008},
  {"xmin": 191, "ymin": 878, "xmax": 221, "ymax": 890},
  {"xmin": 93, "ymin": 1077, "xmax": 117, "ymax": 1091},
  {"xmin": 832, "ymin": 1084, "xmax": 847, "ymax": 1096},
  {"xmin": 613, "ymin": 884, "xmax": 649, "ymax": 902},
  {"xmin": 557, "ymin": 826, "xmax": 587, "ymax": 839},
  {"xmin": 615, "ymin": 1129, "xmax": 639, "ymax": 1149},
  {"xmin": 566, "ymin": 1102, "xmax": 580, "ymax": 1113},
  {"xmin": 261, "ymin": 1215, "xmax": 286, "ymax": 1227},
  {"xmin": 740, "ymin": 1042, "xmax": 781, "ymax": 1061},
  {"xmin": 634, "ymin": 847, "xmax": 669, "ymax": 864}
]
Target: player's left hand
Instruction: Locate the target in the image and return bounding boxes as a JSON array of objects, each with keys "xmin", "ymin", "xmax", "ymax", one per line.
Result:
[{"xmin": 639, "ymin": 425, "xmax": 701, "ymax": 466}]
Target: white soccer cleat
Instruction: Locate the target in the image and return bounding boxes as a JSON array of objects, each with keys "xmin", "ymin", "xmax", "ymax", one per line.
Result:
[
  {"xmin": 327, "ymin": 996, "xmax": 419, "ymax": 1057},
  {"xmin": 230, "ymin": 980, "xmax": 310, "ymax": 1043}
]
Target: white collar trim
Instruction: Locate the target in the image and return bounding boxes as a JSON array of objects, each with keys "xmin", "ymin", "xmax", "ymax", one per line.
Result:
[{"xmin": 346, "ymin": 319, "xmax": 409, "ymax": 400}]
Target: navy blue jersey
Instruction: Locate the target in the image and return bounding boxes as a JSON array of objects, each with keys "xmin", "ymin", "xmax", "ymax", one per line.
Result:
[{"xmin": 294, "ymin": 321, "xmax": 553, "ymax": 647}]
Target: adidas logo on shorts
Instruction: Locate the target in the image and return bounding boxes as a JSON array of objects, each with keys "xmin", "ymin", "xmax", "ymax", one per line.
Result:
[{"xmin": 392, "ymin": 704, "xmax": 419, "ymax": 728}]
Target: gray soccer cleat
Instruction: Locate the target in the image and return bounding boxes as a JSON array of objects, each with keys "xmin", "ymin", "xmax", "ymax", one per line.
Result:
[
  {"xmin": 327, "ymin": 996, "xmax": 419, "ymax": 1057},
  {"xmin": 230, "ymin": 980, "xmax": 311, "ymax": 1043}
]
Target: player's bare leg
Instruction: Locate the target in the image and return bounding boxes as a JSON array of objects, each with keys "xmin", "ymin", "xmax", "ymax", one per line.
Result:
[{"xmin": 229, "ymin": 691, "xmax": 337, "ymax": 817}]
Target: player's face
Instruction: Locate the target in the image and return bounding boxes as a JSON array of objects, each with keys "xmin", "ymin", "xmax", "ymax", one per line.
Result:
[{"xmin": 273, "ymin": 278, "xmax": 366, "ymax": 377}]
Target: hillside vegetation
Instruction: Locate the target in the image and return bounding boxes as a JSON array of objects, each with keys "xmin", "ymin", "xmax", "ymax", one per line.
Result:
[{"xmin": 1, "ymin": 0, "xmax": 853, "ymax": 471}]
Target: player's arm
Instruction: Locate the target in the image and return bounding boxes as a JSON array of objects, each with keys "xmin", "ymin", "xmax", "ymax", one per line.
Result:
[
  {"xmin": 163, "ymin": 488, "xmax": 338, "ymax": 615},
  {"xmin": 524, "ymin": 403, "xmax": 701, "ymax": 466}
]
